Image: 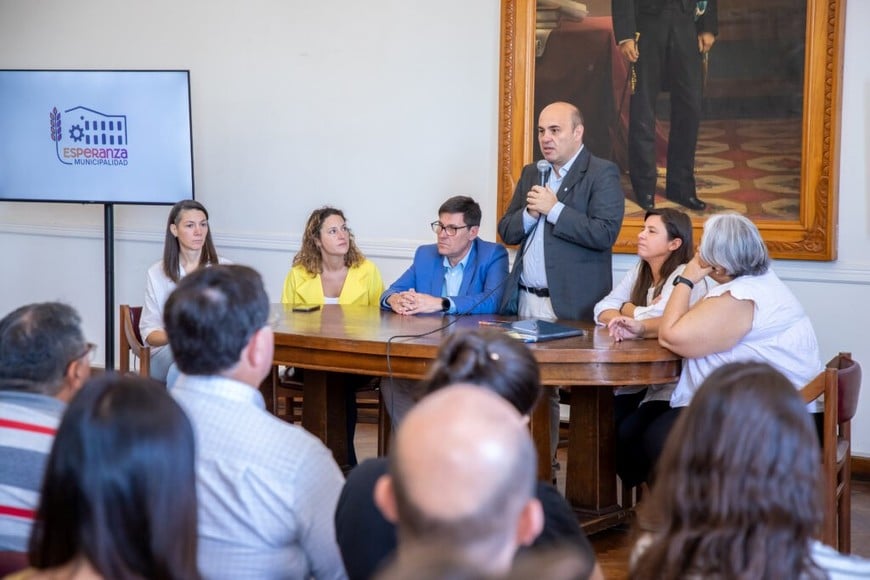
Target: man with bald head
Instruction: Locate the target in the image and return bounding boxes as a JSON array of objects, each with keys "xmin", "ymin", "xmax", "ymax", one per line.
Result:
[
  {"xmin": 499, "ymin": 101, "xmax": 624, "ymax": 468},
  {"xmin": 374, "ymin": 385, "xmax": 544, "ymax": 575}
]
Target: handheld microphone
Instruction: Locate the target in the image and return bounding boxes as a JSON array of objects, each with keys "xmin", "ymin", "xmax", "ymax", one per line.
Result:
[{"xmin": 536, "ymin": 159, "xmax": 550, "ymax": 187}]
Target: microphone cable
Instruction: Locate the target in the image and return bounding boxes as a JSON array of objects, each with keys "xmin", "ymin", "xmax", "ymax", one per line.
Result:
[{"xmin": 382, "ymin": 198, "xmax": 543, "ymax": 422}]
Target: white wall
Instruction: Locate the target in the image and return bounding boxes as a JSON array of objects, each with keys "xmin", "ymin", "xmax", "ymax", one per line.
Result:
[{"xmin": 2, "ymin": 0, "xmax": 869, "ymax": 454}]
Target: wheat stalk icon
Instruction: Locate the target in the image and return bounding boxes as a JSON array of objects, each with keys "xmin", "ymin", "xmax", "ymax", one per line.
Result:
[{"xmin": 50, "ymin": 107, "xmax": 71, "ymax": 164}]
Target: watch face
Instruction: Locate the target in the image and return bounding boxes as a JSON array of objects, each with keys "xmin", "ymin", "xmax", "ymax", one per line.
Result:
[{"xmin": 442, "ymin": 298, "xmax": 450, "ymax": 311}]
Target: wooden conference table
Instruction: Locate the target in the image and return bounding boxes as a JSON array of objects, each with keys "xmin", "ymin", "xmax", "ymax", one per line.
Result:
[{"xmin": 267, "ymin": 304, "xmax": 681, "ymax": 532}]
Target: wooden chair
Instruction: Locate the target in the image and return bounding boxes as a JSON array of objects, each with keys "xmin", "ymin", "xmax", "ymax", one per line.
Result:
[
  {"xmin": 262, "ymin": 367, "xmax": 391, "ymax": 457},
  {"xmin": 119, "ymin": 305, "xmax": 151, "ymax": 377},
  {"xmin": 800, "ymin": 352, "xmax": 862, "ymax": 553}
]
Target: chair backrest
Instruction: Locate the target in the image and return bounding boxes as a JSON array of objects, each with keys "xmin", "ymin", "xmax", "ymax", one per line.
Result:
[
  {"xmin": 119, "ymin": 304, "xmax": 151, "ymax": 377},
  {"xmin": 829, "ymin": 352, "xmax": 862, "ymax": 423},
  {"xmin": 800, "ymin": 363, "xmax": 838, "ymax": 546}
]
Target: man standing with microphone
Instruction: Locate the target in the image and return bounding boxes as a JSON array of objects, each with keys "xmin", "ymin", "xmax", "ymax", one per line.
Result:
[{"xmin": 498, "ymin": 101, "xmax": 624, "ymax": 469}]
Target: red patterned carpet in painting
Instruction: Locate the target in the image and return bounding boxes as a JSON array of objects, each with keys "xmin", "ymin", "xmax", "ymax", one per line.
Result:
[{"xmin": 622, "ymin": 118, "xmax": 801, "ymax": 221}]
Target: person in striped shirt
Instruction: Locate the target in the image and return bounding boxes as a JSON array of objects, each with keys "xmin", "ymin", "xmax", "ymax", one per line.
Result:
[{"xmin": 0, "ymin": 302, "xmax": 92, "ymax": 552}]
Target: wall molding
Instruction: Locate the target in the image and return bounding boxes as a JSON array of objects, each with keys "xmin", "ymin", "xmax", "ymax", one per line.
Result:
[
  {"xmin": 3, "ymin": 221, "xmax": 870, "ymax": 283},
  {"xmin": 0, "ymin": 221, "xmax": 425, "ymax": 261}
]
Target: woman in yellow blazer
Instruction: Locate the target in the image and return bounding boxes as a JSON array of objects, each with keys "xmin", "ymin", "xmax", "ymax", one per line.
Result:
[
  {"xmin": 281, "ymin": 206, "xmax": 383, "ymax": 467},
  {"xmin": 282, "ymin": 207, "xmax": 383, "ymax": 306}
]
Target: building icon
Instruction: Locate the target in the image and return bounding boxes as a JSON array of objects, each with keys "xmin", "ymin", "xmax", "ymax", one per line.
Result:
[{"xmin": 64, "ymin": 106, "xmax": 128, "ymax": 146}]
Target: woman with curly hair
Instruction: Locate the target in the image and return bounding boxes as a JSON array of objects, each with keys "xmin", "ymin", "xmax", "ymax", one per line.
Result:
[
  {"xmin": 280, "ymin": 206, "xmax": 383, "ymax": 467},
  {"xmin": 281, "ymin": 206, "xmax": 383, "ymax": 306},
  {"xmin": 631, "ymin": 361, "xmax": 870, "ymax": 579}
]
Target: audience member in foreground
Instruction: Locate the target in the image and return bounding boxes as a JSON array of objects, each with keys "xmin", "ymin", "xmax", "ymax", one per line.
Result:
[
  {"xmin": 0, "ymin": 302, "xmax": 92, "ymax": 552},
  {"xmin": 165, "ymin": 264, "xmax": 346, "ymax": 579},
  {"xmin": 631, "ymin": 362, "xmax": 870, "ymax": 579},
  {"xmin": 335, "ymin": 329, "xmax": 601, "ymax": 579},
  {"xmin": 20, "ymin": 374, "xmax": 199, "ymax": 580},
  {"xmin": 374, "ymin": 386, "xmax": 542, "ymax": 577},
  {"xmin": 594, "ymin": 208, "xmax": 709, "ymax": 487},
  {"xmin": 646, "ymin": 212, "xmax": 822, "ymax": 470},
  {"xmin": 379, "ymin": 195, "xmax": 508, "ymax": 427},
  {"xmin": 375, "ymin": 542, "xmax": 594, "ymax": 580},
  {"xmin": 140, "ymin": 199, "xmax": 230, "ymax": 382},
  {"xmin": 281, "ymin": 205, "xmax": 384, "ymax": 467}
]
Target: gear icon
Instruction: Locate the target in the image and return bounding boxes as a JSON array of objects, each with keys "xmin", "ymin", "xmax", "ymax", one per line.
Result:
[{"xmin": 69, "ymin": 125, "xmax": 84, "ymax": 142}]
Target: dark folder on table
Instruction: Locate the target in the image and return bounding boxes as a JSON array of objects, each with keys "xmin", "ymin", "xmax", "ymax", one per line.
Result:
[{"xmin": 481, "ymin": 319, "xmax": 585, "ymax": 343}]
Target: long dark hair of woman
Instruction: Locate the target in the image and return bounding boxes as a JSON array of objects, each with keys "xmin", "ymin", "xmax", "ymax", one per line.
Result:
[
  {"xmin": 630, "ymin": 208, "xmax": 694, "ymax": 307},
  {"xmin": 29, "ymin": 374, "xmax": 200, "ymax": 580},
  {"xmin": 631, "ymin": 362, "xmax": 824, "ymax": 579},
  {"xmin": 162, "ymin": 199, "xmax": 219, "ymax": 282}
]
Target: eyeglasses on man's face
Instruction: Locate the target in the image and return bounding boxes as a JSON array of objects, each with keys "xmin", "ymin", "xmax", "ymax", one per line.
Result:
[
  {"xmin": 68, "ymin": 342, "xmax": 97, "ymax": 367},
  {"xmin": 430, "ymin": 222, "xmax": 471, "ymax": 237}
]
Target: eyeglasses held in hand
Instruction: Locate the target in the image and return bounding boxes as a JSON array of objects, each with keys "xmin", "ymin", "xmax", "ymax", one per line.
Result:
[{"xmin": 430, "ymin": 222, "xmax": 471, "ymax": 236}]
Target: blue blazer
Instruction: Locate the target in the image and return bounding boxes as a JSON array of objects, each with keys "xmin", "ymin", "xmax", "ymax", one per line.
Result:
[{"xmin": 381, "ymin": 238, "xmax": 508, "ymax": 315}]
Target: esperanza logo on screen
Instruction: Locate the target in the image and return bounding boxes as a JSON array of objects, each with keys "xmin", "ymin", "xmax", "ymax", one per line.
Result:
[{"xmin": 49, "ymin": 106, "xmax": 129, "ymax": 166}]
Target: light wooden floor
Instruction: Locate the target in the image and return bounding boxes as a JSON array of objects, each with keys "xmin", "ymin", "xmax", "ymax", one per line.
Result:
[{"xmin": 353, "ymin": 421, "xmax": 870, "ymax": 579}]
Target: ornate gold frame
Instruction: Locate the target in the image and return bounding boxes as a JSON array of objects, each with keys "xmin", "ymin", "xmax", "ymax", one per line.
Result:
[{"xmin": 497, "ymin": 0, "xmax": 845, "ymax": 260}]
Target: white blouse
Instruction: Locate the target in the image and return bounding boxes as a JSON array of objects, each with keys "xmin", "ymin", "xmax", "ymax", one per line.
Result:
[
  {"xmin": 671, "ymin": 268, "xmax": 822, "ymax": 408},
  {"xmin": 140, "ymin": 257, "xmax": 231, "ymax": 354},
  {"xmin": 594, "ymin": 262, "xmax": 713, "ymax": 401}
]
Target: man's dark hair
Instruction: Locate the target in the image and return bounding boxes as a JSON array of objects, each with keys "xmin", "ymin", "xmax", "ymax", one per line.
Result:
[
  {"xmin": 438, "ymin": 196, "xmax": 482, "ymax": 228},
  {"xmin": 0, "ymin": 302, "xmax": 86, "ymax": 395},
  {"xmin": 164, "ymin": 265, "xmax": 270, "ymax": 375}
]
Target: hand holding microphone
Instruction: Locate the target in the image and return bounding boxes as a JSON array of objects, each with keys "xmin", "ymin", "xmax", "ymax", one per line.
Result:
[{"xmin": 527, "ymin": 160, "xmax": 557, "ymax": 217}]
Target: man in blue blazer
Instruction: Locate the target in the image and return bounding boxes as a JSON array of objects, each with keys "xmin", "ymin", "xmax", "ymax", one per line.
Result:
[
  {"xmin": 381, "ymin": 196, "xmax": 508, "ymax": 316},
  {"xmin": 380, "ymin": 196, "xmax": 508, "ymax": 427}
]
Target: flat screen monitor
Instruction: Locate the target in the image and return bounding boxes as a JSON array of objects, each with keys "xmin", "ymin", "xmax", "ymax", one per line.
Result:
[{"xmin": 0, "ymin": 69, "xmax": 194, "ymax": 205}]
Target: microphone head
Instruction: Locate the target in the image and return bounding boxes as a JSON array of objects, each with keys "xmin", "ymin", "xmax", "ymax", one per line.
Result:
[{"xmin": 536, "ymin": 159, "xmax": 550, "ymax": 173}]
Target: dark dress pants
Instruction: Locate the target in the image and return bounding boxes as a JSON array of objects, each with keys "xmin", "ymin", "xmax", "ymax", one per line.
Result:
[{"xmin": 628, "ymin": 6, "xmax": 703, "ymax": 202}]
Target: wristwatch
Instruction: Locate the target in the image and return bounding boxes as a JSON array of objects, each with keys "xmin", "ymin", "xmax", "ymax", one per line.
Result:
[
  {"xmin": 672, "ymin": 275, "xmax": 695, "ymax": 289},
  {"xmin": 442, "ymin": 297, "xmax": 451, "ymax": 312}
]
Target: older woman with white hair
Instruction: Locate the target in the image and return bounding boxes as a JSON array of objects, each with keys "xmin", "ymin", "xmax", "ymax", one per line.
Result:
[{"xmin": 642, "ymin": 212, "xmax": 823, "ymax": 472}]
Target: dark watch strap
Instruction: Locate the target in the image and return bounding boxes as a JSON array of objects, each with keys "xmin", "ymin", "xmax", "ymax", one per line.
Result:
[{"xmin": 673, "ymin": 275, "xmax": 695, "ymax": 289}]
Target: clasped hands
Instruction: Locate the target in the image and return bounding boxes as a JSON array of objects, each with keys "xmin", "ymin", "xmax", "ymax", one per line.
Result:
[
  {"xmin": 607, "ymin": 254, "xmax": 713, "ymax": 342},
  {"xmin": 387, "ymin": 289, "xmax": 442, "ymax": 316},
  {"xmin": 526, "ymin": 185, "xmax": 558, "ymax": 219}
]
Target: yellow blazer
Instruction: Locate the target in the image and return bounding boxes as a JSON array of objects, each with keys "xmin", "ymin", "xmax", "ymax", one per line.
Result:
[{"xmin": 281, "ymin": 259, "xmax": 384, "ymax": 306}]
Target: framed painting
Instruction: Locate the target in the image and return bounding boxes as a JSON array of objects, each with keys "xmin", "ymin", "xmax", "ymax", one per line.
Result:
[{"xmin": 496, "ymin": 0, "xmax": 845, "ymax": 260}]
